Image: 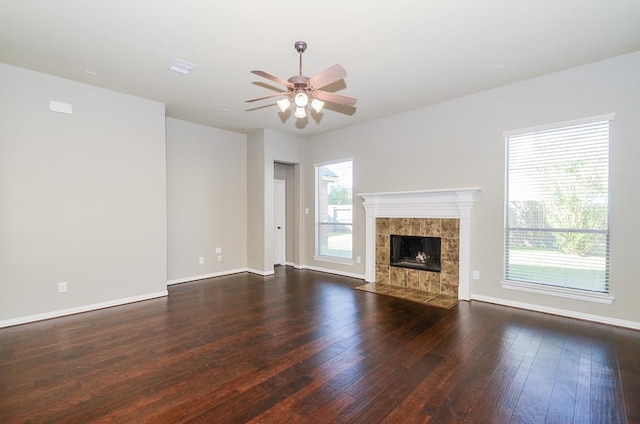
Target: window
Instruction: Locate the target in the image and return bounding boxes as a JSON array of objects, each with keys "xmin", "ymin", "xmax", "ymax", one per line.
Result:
[
  {"xmin": 504, "ymin": 116, "xmax": 612, "ymax": 297},
  {"xmin": 315, "ymin": 160, "xmax": 353, "ymax": 261}
]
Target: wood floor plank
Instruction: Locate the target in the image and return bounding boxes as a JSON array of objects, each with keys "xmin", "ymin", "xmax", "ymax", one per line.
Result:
[
  {"xmin": 509, "ymin": 321, "xmax": 568, "ymax": 423},
  {"xmin": 545, "ymin": 342, "xmax": 581, "ymax": 424},
  {"xmin": 0, "ymin": 267, "xmax": 638, "ymax": 423}
]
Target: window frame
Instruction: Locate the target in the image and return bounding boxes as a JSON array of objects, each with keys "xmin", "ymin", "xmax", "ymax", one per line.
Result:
[
  {"xmin": 314, "ymin": 158, "xmax": 354, "ymax": 264},
  {"xmin": 502, "ymin": 114, "xmax": 614, "ymax": 304}
]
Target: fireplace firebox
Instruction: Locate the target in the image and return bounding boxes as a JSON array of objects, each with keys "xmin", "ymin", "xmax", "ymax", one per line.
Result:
[{"xmin": 390, "ymin": 235, "xmax": 441, "ymax": 272}]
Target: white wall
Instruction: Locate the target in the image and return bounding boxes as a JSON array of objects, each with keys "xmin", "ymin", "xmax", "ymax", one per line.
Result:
[
  {"xmin": 246, "ymin": 131, "xmax": 268, "ymax": 273},
  {"xmin": 0, "ymin": 64, "xmax": 167, "ymax": 325},
  {"xmin": 166, "ymin": 118, "xmax": 247, "ymax": 282},
  {"xmin": 303, "ymin": 52, "xmax": 640, "ymax": 326}
]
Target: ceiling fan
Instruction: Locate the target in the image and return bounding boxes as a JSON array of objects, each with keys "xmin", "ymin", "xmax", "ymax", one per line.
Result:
[{"xmin": 246, "ymin": 41, "xmax": 357, "ymax": 119}]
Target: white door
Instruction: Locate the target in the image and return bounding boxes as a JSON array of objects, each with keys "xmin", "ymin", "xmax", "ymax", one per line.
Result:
[{"xmin": 274, "ymin": 180, "xmax": 286, "ymax": 266}]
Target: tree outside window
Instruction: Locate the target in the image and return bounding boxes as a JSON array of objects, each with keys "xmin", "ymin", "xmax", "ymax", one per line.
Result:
[{"xmin": 316, "ymin": 161, "xmax": 353, "ymax": 260}]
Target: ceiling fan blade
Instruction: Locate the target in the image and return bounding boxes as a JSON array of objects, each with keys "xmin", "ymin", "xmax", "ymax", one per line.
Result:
[
  {"xmin": 313, "ymin": 90, "xmax": 357, "ymax": 107},
  {"xmin": 251, "ymin": 70, "xmax": 293, "ymax": 88},
  {"xmin": 309, "ymin": 64, "xmax": 347, "ymax": 90},
  {"xmin": 245, "ymin": 92, "xmax": 290, "ymax": 103}
]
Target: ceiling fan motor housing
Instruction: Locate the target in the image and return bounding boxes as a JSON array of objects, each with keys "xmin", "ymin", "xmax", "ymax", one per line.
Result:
[{"xmin": 288, "ymin": 75, "xmax": 310, "ymax": 89}]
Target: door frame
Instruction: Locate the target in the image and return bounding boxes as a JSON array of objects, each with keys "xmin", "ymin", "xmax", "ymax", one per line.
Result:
[{"xmin": 273, "ymin": 179, "xmax": 286, "ymax": 266}]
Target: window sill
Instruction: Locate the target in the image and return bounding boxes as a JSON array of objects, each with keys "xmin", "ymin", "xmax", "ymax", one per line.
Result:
[
  {"xmin": 501, "ymin": 280, "xmax": 614, "ymax": 304},
  {"xmin": 313, "ymin": 255, "xmax": 354, "ymax": 266}
]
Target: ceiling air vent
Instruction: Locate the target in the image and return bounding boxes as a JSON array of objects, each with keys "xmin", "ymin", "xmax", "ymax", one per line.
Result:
[{"xmin": 168, "ymin": 59, "xmax": 198, "ymax": 75}]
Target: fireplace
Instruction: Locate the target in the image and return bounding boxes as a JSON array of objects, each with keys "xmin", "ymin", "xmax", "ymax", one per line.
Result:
[
  {"xmin": 390, "ymin": 235, "xmax": 441, "ymax": 272},
  {"xmin": 359, "ymin": 188, "xmax": 480, "ymax": 300}
]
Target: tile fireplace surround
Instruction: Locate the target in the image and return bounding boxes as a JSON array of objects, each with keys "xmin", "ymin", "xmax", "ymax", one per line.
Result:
[
  {"xmin": 375, "ymin": 217, "xmax": 459, "ymax": 294},
  {"xmin": 358, "ymin": 188, "xmax": 480, "ymax": 303}
]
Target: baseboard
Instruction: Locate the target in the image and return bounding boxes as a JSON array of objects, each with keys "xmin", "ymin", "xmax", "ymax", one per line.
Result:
[
  {"xmin": 247, "ymin": 268, "xmax": 275, "ymax": 276},
  {"xmin": 167, "ymin": 268, "xmax": 248, "ymax": 285},
  {"xmin": 0, "ymin": 290, "xmax": 168, "ymax": 329},
  {"xmin": 298, "ymin": 264, "xmax": 365, "ymax": 280},
  {"xmin": 472, "ymin": 294, "xmax": 640, "ymax": 330}
]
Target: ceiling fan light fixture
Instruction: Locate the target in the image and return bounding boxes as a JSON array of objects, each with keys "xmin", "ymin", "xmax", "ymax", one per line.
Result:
[
  {"xmin": 294, "ymin": 106, "xmax": 307, "ymax": 119},
  {"xmin": 311, "ymin": 99, "xmax": 325, "ymax": 113},
  {"xmin": 277, "ymin": 98, "xmax": 291, "ymax": 113},
  {"xmin": 294, "ymin": 92, "xmax": 309, "ymax": 107}
]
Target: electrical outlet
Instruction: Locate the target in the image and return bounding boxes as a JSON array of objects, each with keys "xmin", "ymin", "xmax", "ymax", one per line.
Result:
[
  {"xmin": 473, "ymin": 271, "xmax": 480, "ymax": 280},
  {"xmin": 356, "ymin": 256, "xmax": 361, "ymax": 264},
  {"xmin": 217, "ymin": 255, "xmax": 223, "ymax": 263},
  {"xmin": 199, "ymin": 257, "xmax": 205, "ymax": 265},
  {"xmin": 215, "ymin": 247, "xmax": 222, "ymax": 254},
  {"xmin": 58, "ymin": 281, "xmax": 68, "ymax": 293}
]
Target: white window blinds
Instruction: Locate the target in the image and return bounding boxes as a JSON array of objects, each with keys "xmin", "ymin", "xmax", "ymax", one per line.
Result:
[{"xmin": 505, "ymin": 117, "xmax": 611, "ymax": 293}]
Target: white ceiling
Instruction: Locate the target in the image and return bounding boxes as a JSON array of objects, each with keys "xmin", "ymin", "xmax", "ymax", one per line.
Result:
[{"xmin": 1, "ymin": 1, "xmax": 639, "ymax": 137}]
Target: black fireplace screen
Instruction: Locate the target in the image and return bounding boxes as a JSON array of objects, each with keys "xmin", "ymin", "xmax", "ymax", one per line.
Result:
[{"xmin": 390, "ymin": 235, "xmax": 441, "ymax": 272}]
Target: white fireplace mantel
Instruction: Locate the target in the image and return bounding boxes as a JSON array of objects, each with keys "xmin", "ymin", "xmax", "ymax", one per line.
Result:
[{"xmin": 358, "ymin": 188, "xmax": 480, "ymax": 300}]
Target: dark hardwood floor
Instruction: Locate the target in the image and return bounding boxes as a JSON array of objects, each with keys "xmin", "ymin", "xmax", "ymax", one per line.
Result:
[{"xmin": 1, "ymin": 267, "xmax": 639, "ymax": 423}]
